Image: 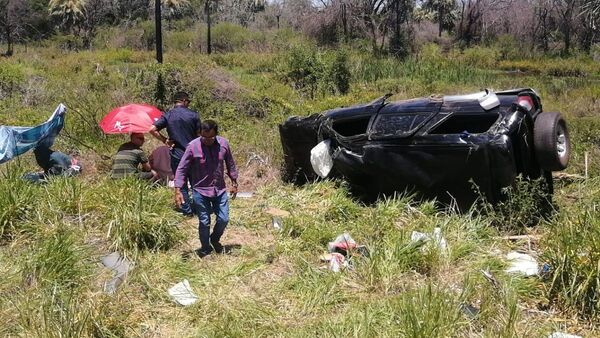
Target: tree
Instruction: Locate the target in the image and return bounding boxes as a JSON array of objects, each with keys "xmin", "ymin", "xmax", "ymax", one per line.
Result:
[
  {"xmin": 48, "ymin": 0, "xmax": 86, "ymax": 33},
  {"xmin": 552, "ymin": 0, "xmax": 580, "ymax": 55},
  {"xmin": 421, "ymin": 0, "xmax": 456, "ymax": 37},
  {"xmin": 82, "ymin": 0, "xmax": 110, "ymax": 47},
  {"xmin": 579, "ymin": 0, "xmax": 600, "ymax": 52},
  {"xmin": 162, "ymin": 0, "xmax": 190, "ymax": 27},
  {"xmin": 389, "ymin": 0, "xmax": 414, "ymax": 58},
  {"xmin": 456, "ymin": 0, "xmax": 513, "ymax": 47},
  {"xmin": 0, "ymin": 0, "xmax": 27, "ymax": 55}
]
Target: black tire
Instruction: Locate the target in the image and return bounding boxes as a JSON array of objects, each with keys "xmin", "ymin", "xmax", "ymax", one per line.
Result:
[{"xmin": 533, "ymin": 112, "xmax": 570, "ymax": 171}]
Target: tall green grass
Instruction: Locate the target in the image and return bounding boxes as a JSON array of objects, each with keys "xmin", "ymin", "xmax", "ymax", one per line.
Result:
[{"xmin": 544, "ymin": 178, "xmax": 600, "ymax": 319}]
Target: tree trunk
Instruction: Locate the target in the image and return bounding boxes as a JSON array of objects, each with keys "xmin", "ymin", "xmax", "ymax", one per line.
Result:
[
  {"xmin": 4, "ymin": 21, "xmax": 12, "ymax": 56},
  {"xmin": 206, "ymin": 0, "xmax": 212, "ymax": 55},
  {"xmin": 341, "ymin": 3, "xmax": 348, "ymax": 42},
  {"xmin": 155, "ymin": 0, "xmax": 163, "ymax": 63},
  {"xmin": 438, "ymin": 4, "xmax": 443, "ymax": 37}
]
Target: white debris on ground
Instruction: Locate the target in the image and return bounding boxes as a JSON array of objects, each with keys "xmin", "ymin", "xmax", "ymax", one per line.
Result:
[
  {"xmin": 168, "ymin": 279, "xmax": 199, "ymax": 306},
  {"xmin": 505, "ymin": 251, "xmax": 539, "ymax": 276},
  {"xmin": 547, "ymin": 332, "xmax": 582, "ymax": 338},
  {"xmin": 101, "ymin": 252, "xmax": 133, "ymax": 294},
  {"xmin": 410, "ymin": 227, "xmax": 448, "ymax": 254}
]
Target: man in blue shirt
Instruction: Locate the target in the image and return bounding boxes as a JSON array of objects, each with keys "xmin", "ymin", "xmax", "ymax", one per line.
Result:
[{"xmin": 149, "ymin": 91, "xmax": 201, "ymax": 215}]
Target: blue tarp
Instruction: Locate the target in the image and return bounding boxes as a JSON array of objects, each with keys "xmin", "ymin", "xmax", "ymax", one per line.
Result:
[{"xmin": 0, "ymin": 104, "xmax": 67, "ymax": 165}]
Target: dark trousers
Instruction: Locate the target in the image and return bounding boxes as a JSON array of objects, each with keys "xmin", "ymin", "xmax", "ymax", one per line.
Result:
[{"xmin": 171, "ymin": 155, "xmax": 192, "ymax": 215}]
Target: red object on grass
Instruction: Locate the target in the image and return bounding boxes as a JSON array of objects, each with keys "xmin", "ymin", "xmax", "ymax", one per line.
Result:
[{"xmin": 99, "ymin": 104, "xmax": 163, "ymax": 134}]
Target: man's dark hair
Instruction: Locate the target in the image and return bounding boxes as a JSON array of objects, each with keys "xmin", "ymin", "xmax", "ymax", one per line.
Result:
[
  {"xmin": 201, "ymin": 120, "xmax": 219, "ymax": 135},
  {"xmin": 173, "ymin": 91, "xmax": 190, "ymax": 103}
]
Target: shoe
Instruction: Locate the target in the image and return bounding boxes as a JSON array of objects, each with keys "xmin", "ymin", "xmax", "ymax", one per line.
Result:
[
  {"xmin": 195, "ymin": 248, "xmax": 212, "ymax": 258},
  {"xmin": 211, "ymin": 241, "xmax": 224, "ymax": 254}
]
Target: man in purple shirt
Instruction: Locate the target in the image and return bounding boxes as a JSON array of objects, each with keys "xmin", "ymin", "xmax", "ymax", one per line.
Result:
[
  {"xmin": 174, "ymin": 120, "xmax": 238, "ymax": 256},
  {"xmin": 150, "ymin": 91, "xmax": 201, "ymax": 215}
]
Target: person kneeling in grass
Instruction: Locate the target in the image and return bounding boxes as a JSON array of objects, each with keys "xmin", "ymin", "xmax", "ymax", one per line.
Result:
[
  {"xmin": 174, "ymin": 120, "xmax": 238, "ymax": 257},
  {"xmin": 111, "ymin": 133, "xmax": 157, "ymax": 181}
]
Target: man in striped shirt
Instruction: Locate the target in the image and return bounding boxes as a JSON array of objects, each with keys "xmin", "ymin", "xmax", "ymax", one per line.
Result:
[
  {"xmin": 174, "ymin": 120, "xmax": 238, "ymax": 257},
  {"xmin": 111, "ymin": 133, "xmax": 157, "ymax": 180}
]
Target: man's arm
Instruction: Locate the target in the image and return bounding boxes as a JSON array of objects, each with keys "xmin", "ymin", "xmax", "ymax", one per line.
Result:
[
  {"xmin": 139, "ymin": 151, "xmax": 155, "ymax": 176},
  {"xmin": 174, "ymin": 146, "xmax": 193, "ymax": 207},
  {"xmin": 224, "ymin": 143, "xmax": 238, "ymax": 197},
  {"xmin": 149, "ymin": 125, "xmax": 174, "ymax": 147},
  {"xmin": 149, "ymin": 114, "xmax": 174, "ymax": 147}
]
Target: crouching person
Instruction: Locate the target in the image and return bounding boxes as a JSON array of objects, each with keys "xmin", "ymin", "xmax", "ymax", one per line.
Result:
[
  {"xmin": 25, "ymin": 145, "xmax": 82, "ymax": 182},
  {"xmin": 111, "ymin": 133, "xmax": 157, "ymax": 181},
  {"xmin": 174, "ymin": 120, "xmax": 238, "ymax": 257}
]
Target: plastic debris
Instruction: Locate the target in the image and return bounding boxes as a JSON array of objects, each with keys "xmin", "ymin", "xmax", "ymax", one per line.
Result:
[
  {"xmin": 506, "ymin": 252, "xmax": 538, "ymax": 276},
  {"xmin": 410, "ymin": 227, "xmax": 448, "ymax": 254},
  {"xmin": 481, "ymin": 269, "xmax": 500, "ymax": 289},
  {"xmin": 236, "ymin": 192, "xmax": 254, "ymax": 199},
  {"xmin": 168, "ymin": 279, "xmax": 199, "ymax": 306},
  {"xmin": 547, "ymin": 332, "xmax": 582, "ymax": 338},
  {"xmin": 272, "ymin": 217, "xmax": 283, "ymax": 230},
  {"xmin": 328, "ymin": 232, "xmax": 357, "ymax": 254},
  {"xmin": 320, "ymin": 252, "xmax": 347, "ymax": 272},
  {"xmin": 310, "ymin": 139, "xmax": 333, "ymax": 178},
  {"xmin": 460, "ymin": 304, "xmax": 480, "ymax": 319},
  {"xmin": 101, "ymin": 252, "xmax": 133, "ymax": 294}
]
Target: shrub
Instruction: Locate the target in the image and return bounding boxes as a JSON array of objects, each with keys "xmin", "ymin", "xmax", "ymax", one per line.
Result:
[
  {"xmin": 326, "ymin": 50, "xmax": 351, "ymax": 95},
  {"xmin": 389, "ymin": 30, "xmax": 411, "ymax": 60},
  {"xmin": 460, "ymin": 46, "xmax": 499, "ymax": 68},
  {"xmin": 98, "ymin": 179, "xmax": 183, "ymax": 254},
  {"xmin": 49, "ymin": 34, "xmax": 86, "ymax": 51},
  {"xmin": 283, "ymin": 46, "xmax": 324, "ymax": 98},
  {"xmin": 0, "ymin": 170, "xmax": 37, "ymax": 239},
  {"xmin": 476, "ymin": 176, "xmax": 552, "ymax": 232},
  {"xmin": 495, "ymin": 34, "xmax": 520, "ymax": 60},
  {"xmin": 165, "ymin": 31, "xmax": 197, "ymax": 51},
  {"xmin": 0, "ymin": 63, "xmax": 25, "ymax": 99},
  {"xmin": 212, "ymin": 23, "xmax": 251, "ymax": 53},
  {"xmin": 543, "ymin": 180, "xmax": 600, "ymax": 318},
  {"xmin": 26, "ymin": 226, "xmax": 91, "ymax": 289}
]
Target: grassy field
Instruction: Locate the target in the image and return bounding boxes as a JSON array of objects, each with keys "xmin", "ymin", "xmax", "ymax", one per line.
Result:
[{"xmin": 1, "ymin": 26, "xmax": 600, "ymax": 337}]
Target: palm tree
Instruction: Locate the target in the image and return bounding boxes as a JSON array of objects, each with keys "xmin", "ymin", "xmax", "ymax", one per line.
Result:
[
  {"xmin": 583, "ymin": 0, "xmax": 600, "ymax": 16},
  {"xmin": 162, "ymin": 0, "xmax": 189, "ymax": 21},
  {"xmin": 48, "ymin": 0, "xmax": 86, "ymax": 32}
]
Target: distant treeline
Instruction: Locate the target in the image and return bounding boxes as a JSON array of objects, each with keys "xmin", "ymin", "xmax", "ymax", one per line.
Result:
[{"xmin": 1, "ymin": 0, "xmax": 598, "ymax": 57}]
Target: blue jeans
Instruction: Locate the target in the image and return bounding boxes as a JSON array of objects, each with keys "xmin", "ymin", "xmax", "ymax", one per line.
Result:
[
  {"xmin": 171, "ymin": 155, "xmax": 192, "ymax": 215},
  {"xmin": 192, "ymin": 191, "xmax": 229, "ymax": 252}
]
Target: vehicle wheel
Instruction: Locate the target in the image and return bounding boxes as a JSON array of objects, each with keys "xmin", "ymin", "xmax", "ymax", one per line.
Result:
[{"xmin": 533, "ymin": 112, "xmax": 570, "ymax": 171}]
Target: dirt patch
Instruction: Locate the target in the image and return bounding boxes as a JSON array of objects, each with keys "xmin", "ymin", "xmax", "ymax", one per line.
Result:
[
  {"xmin": 236, "ymin": 158, "xmax": 280, "ymax": 193},
  {"xmin": 206, "ymin": 68, "xmax": 242, "ymax": 102},
  {"xmin": 178, "ymin": 216, "xmax": 276, "ymax": 252}
]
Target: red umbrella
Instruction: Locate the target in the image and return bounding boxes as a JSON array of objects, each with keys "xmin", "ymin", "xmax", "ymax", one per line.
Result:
[{"xmin": 99, "ymin": 104, "xmax": 163, "ymax": 134}]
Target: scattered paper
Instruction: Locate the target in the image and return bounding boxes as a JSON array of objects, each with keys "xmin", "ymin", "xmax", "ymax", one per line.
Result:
[
  {"xmin": 547, "ymin": 332, "xmax": 582, "ymax": 338},
  {"xmin": 168, "ymin": 279, "xmax": 199, "ymax": 306},
  {"xmin": 506, "ymin": 252, "xmax": 538, "ymax": 276},
  {"xmin": 410, "ymin": 227, "xmax": 448, "ymax": 254},
  {"xmin": 101, "ymin": 252, "xmax": 133, "ymax": 294},
  {"xmin": 272, "ymin": 217, "xmax": 283, "ymax": 230}
]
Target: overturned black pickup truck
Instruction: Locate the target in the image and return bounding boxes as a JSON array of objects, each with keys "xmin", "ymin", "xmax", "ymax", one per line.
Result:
[{"xmin": 279, "ymin": 88, "xmax": 570, "ymax": 206}]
